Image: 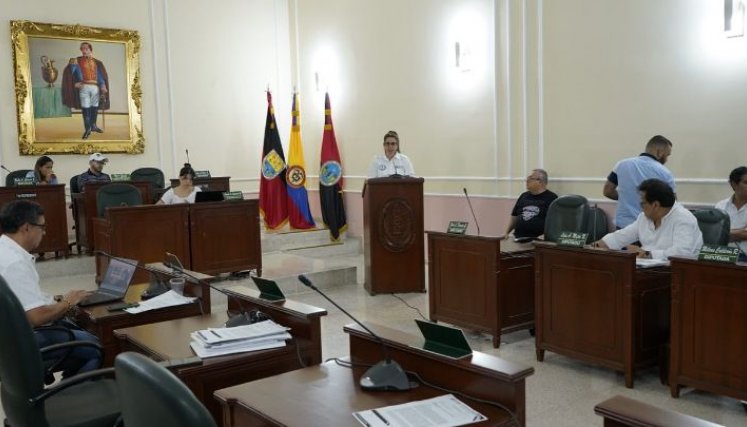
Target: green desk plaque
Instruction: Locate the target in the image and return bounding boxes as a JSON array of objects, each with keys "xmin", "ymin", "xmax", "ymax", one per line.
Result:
[
  {"xmin": 110, "ymin": 173, "xmax": 131, "ymax": 182},
  {"xmin": 698, "ymin": 244, "xmax": 739, "ymax": 264},
  {"xmin": 222, "ymin": 191, "xmax": 244, "ymax": 201},
  {"xmin": 557, "ymin": 231, "xmax": 588, "ymax": 248},
  {"xmin": 13, "ymin": 177, "xmax": 35, "ymax": 186},
  {"xmin": 195, "ymin": 170, "xmax": 211, "ymax": 178},
  {"xmin": 447, "ymin": 221, "xmax": 468, "ymax": 235}
]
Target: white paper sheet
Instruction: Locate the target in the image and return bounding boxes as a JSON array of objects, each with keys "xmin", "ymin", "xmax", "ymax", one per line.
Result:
[
  {"xmin": 353, "ymin": 394, "xmax": 488, "ymax": 427},
  {"xmin": 124, "ymin": 290, "xmax": 197, "ymax": 314}
]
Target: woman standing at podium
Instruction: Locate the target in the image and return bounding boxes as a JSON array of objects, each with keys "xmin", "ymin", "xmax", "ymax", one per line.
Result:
[
  {"xmin": 367, "ymin": 130, "xmax": 415, "ymax": 178},
  {"xmin": 26, "ymin": 155, "xmax": 58, "ymax": 185},
  {"xmin": 157, "ymin": 163, "xmax": 201, "ymax": 204}
]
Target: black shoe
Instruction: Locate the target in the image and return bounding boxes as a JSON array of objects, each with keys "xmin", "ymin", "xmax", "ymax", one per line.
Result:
[
  {"xmin": 91, "ymin": 125, "xmax": 103, "ymax": 133},
  {"xmin": 82, "ymin": 130, "xmax": 91, "ymax": 139}
]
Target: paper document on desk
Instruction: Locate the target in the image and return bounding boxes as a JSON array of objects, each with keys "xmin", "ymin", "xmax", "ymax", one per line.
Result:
[
  {"xmin": 635, "ymin": 258, "xmax": 670, "ymax": 268},
  {"xmin": 353, "ymin": 394, "xmax": 487, "ymax": 427},
  {"xmin": 192, "ymin": 320, "xmax": 290, "ymax": 345},
  {"xmin": 124, "ymin": 290, "xmax": 196, "ymax": 314},
  {"xmin": 190, "ymin": 319, "xmax": 291, "ymax": 358},
  {"xmin": 189, "ymin": 338, "xmax": 287, "ymax": 358}
]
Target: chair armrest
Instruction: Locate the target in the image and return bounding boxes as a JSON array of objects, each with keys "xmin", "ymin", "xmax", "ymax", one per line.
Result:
[
  {"xmin": 40, "ymin": 341, "xmax": 104, "ymax": 376},
  {"xmin": 34, "ymin": 325, "xmax": 75, "ymax": 342},
  {"xmin": 29, "ymin": 367, "xmax": 115, "ymax": 406}
]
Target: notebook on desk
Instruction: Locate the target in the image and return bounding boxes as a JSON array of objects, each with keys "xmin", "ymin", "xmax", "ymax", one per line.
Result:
[
  {"xmin": 79, "ymin": 258, "xmax": 137, "ymax": 307},
  {"xmin": 414, "ymin": 319, "xmax": 472, "ymax": 360}
]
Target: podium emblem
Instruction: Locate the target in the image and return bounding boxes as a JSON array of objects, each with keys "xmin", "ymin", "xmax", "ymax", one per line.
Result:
[{"xmin": 379, "ymin": 198, "xmax": 416, "ymax": 252}]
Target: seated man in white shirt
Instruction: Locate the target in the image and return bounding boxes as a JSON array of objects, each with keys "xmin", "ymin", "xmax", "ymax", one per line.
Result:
[
  {"xmin": 593, "ymin": 178, "xmax": 703, "ymax": 259},
  {"xmin": 715, "ymin": 166, "xmax": 747, "ymax": 262},
  {"xmin": 367, "ymin": 130, "xmax": 415, "ymax": 178}
]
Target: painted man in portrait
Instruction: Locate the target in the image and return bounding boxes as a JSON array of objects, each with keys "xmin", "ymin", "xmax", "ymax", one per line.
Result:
[{"xmin": 62, "ymin": 42, "xmax": 110, "ymax": 140}]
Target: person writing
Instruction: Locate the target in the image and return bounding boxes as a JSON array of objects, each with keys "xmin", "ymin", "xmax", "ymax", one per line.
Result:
[
  {"xmin": 715, "ymin": 166, "xmax": 747, "ymax": 262},
  {"xmin": 593, "ymin": 179, "xmax": 702, "ymax": 259},
  {"xmin": 157, "ymin": 163, "xmax": 201, "ymax": 204},
  {"xmin": 503, "ymin": 169, "xmax": 558, "ymax": 240},
  {"xmin": 0, "ymin": 200, "xmax": 100, "ymax": 378},
  {"xmin": 367, "ymin": 130, "xmax": 415, "ymax": 178},
  {"xmin": 26, "ymin": 155, "xmax": 58, "ymax": 185}
]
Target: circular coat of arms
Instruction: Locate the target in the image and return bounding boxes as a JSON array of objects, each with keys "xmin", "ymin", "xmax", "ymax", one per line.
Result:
[
  {"xmin": 287, "ymin": 165, "xmax": 306, "ymax": 188},
  {"xmin": 378, "ymin": 198, "xmax": 416, "ymax": 252},
  {"xmin": 262, "ymin": 149, "xmax": 286, "ymax": 180},
  {"xmin": 319, "ymin": 161, "xmax": 342, "ymax": 187}
]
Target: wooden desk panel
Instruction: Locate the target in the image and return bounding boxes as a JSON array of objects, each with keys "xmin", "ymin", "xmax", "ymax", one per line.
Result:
[
  {"xmin": 534, "ymin": 244, "xmax": 671, "ymax": 388},
  {"xmin": 170, "ymin": 176, "xmax": 230, "ymax": 192},
  {"xmin": 74, "ymin": 181, "xmax": 152, "ymax": 251},
  {"xmin": 0, "ymin": 184, "xmax": 68, "ymax": 255},
  {"xmin": 114, "ymin": 292, "xmax": 326, "ymax": 425},
  {"xmin": 215, "ymin": 322, "xmax": 533, "ymax": 427},
  {"xmin": 427, "ymin": 232, "xmax": 534, "ymax": 348},
  {"xmin": 76, "ymin": 283, "xmax": 202, "ymax": 366},
  {"xmin": 189, "ymin": 200, "xmax": 261, "ymax": 276},
  {"xmin": 669, "ymin": 258, "xmax": 747, "ymax": 400},
  {"xmin": 595, "ymin": 395, "xmax": 723, "ymax": 427}
]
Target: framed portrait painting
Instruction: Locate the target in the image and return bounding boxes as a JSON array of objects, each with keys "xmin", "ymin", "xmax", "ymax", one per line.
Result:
[{"xmin": 10, "ymin": 20, "xmax": 144, "ymax": 155}]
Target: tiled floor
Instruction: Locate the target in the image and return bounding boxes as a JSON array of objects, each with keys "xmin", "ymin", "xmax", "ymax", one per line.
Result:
[{"xmin": 2, "ymin": 256, "xmax": 745, "ymax": 426}]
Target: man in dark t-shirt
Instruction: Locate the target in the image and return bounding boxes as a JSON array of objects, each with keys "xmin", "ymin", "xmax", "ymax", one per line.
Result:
[{"xmin": 504, "ymin": 169, "xmax": 558, "ymax": 239}]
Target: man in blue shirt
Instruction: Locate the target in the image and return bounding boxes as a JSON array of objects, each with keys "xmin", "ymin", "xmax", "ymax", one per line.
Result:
[{"xmin": 603, "ymin": 135, "xmax": 676, "ymax": 229}]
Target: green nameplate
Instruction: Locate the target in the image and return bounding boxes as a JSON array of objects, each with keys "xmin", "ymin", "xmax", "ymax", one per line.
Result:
[
  {"xmin": 110, "ymin": 173, "xmax": 131, "ymax": 182},
  {"xmin": 557, "ymin": 231, "xmax": 588, "ymax": 248},
  {"xmin": 223, "ymin": 191, "xmax": 244, "ymax": 201},
  {"xmin": 13, "ymin": 177, "xmax": 35, "ymax": 186},
  {"xmin": 698, "ymin": 244, "xmax": 739, "ymax": 264},
  {"xmin": 447, "ymin": 221, "xmax": 468, "ymax": 235},
  {"xmin": 194, "ymin": 170, "xmax": 211, "ymax": 178}
]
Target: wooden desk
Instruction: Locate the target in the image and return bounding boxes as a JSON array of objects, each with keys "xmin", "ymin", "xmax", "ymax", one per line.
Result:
[
  {"xmin": 76, "ymin": 282, "xmax": 203, "ymax": 366},
  {"xmin": 594, "ymin": 395, "xmax": 723, "ymax": 427},
  {"xmin": 73, "ymin": 181, "xmax": 152, "ymax": 251},
  {"xmin": 427, "ymin": 232, "xmax": 534, "ymax": 348},
  {"xmin": 114, "ymin": 292, "xmax": 326, "ymax": 424},
  {"xmin": 215, "ymin": 322, "xmax": 534, "ymax": 427},
  {"xmin": 534, "ymin": 244, "xmax": 671, "ymax": 388},
  {"xmin": 0, "ymin": 184, "xmax": 68, "ymax": 256},
  {"xmin": 669, "ymin": 257, "xmax": 747, "ymax": 400},
  {"xmin": 170, "ymin": 176, "xmax": 230, "ymax": 192},
  {"xmin": 93, "ymin": 199, "xmax": 261, "ymax": 280}
]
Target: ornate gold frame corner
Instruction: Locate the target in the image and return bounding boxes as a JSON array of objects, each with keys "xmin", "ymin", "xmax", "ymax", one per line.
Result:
[{"xmin": 10, "ymin": 20, "xmax": 144, "ymax": 155}]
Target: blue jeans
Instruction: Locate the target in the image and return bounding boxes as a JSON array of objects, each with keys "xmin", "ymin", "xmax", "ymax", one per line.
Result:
[{"xmin": 35, "ymin": 319, "xmax": 102, "ymax": 379}]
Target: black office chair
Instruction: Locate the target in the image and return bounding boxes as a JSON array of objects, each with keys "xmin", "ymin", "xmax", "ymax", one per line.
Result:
[
  {"xmin": 585, "ymin": 205, "xmax": 609, "ymax": 243},
  {"xmin": 693, "ymin": 208, "xmax": 730, "ymax": 246},
  {"xmin": 115, "ymin": 352, "xmax": 217, "ymax": 427},
  {"xmin": 544, "ymin": 194, "xmax": 589, "ymax": 242},
  {"xmin": 131, "ymin": 167, "xmax": 165, "ymax": 203},
  {"xmin": 96, "ymin": 183, "xmax": 143, "ymax": 217},
  {"xmin": 68, "ymin": 174, "xmax": 83, "ymax": 254},
  {"xmin": 5, "ymin": 169, "xmax": 32, "ymax": 186},
  {"xmin": 0, "ymin": 274, "xmax": 121, "ymax": 427}
]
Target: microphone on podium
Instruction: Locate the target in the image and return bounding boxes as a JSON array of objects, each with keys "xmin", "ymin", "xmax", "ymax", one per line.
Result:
[
  {"xmin": 298, "ymin": 274, "xmax": 415, "ymax": 391},
  {"xmin": 463, "ymin": 188, "xmax": 481, "ymax": 236}
]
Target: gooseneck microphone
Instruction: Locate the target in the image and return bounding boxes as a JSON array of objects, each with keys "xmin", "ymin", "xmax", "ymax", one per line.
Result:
[
  {"xmin": 185, "ymin": 149, "xmax": 190, "ymax": 165},
  {"xmin": 298, "ymin": 274, "xmax": 415, "ymax": 391},
  {"xmin": 1, "ymin": 164, "xmax": 12, "ymax": 174},
  {"xmin": 463, "ymin": 188, "xmax": 481, "ymax": 236}
]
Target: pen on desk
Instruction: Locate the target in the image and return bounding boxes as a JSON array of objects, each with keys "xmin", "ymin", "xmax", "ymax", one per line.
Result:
[
  {"xmin": 372, "ymin": 409, "xmax": 389, "ymax": 425},
  {"xmin": 210, "ymin": 330, "xmax": 221, "ymax": 338},
  {"xmin": 352, "ymin": 412, "xmax": 371, "ymax": 427},
  {"xmin": 196, "ymin": 331, "xmax": 208, "ymax": 341}
]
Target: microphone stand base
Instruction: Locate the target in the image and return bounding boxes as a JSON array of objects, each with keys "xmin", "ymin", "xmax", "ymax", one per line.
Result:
[{"xmin": 359, "ymin": 359, "xmax": 416, "ymax": 391}]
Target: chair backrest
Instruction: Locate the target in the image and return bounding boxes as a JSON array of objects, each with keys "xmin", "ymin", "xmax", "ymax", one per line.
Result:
[
  {"xmin": 5, "ymin": 169, "xmax": 33, "ymax": 186},
  {"xmin": 544, "ymin": 194, "xmax": 589, "ymax": 242},
  {"xmin": 693, "ymin": 208, "xmax": 730, "ymax": 246},
  {"xmin": 96, "ymin": 183, "xmax": 143, "ymax": 217},
  {"xmin": 115, "ymin": 352, "xmax": 217, "ymax": 427},
  {"xmin": 584, "ymin": 205, "xmax": 610, "ymax": 243},
  {"xmin": 0, "ymin": 274, "xmax": 48, "ymax": 426},
  {"xmin": 131, "ymin": 167, "xmax": 165, "ymax": 190},
  {"xmin": 69, "ymin": 174, "xmax": 81, "ymax": 194}
]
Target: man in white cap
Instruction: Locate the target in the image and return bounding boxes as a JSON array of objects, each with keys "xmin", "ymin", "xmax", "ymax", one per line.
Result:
[{"xmin": 77, "ymin": 152, "xmax": 111, "ymax": 191}]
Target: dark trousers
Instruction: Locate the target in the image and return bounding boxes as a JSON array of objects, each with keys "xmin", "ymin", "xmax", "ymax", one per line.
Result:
[{"xmin": 34, "ymin": 319, "xmax": 101, "ymax": 379}]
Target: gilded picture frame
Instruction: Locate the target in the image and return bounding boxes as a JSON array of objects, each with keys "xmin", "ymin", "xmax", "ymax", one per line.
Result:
[{"xmin": 10, "ymin": 20, "xmax": 144, "ymax": 155}]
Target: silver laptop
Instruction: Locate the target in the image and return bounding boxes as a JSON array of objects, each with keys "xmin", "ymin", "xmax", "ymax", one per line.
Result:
[{"xmin": 79, "ymin": 258, "xmax": 137, "ymax": 307}]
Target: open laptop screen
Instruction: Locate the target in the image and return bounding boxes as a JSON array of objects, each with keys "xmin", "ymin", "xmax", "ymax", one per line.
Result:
[{"xmin": 99, "ymin": 258, "xmax": 137, "ymax": 294}]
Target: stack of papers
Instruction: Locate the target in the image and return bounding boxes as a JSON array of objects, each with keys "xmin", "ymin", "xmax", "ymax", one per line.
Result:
[
  {"xmin": 353, "ymin": 394, "xmax": 487, "ymax": 427},
  {"xmin": 125, "ymin": 290, "xmax": 196, "ymax": 314},
  {"xmin": 189, "ymin": 320, "xmax": 291, "ymax": 358}
]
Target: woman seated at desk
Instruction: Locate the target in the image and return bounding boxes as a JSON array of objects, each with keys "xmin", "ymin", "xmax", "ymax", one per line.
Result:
[
  {"xmin": 26, "ymin": 155, "xmax": 58, "ymax": 185},
  {"xmin": 157, "ymin": 163, "xmax": 201, "ymax": 204}
]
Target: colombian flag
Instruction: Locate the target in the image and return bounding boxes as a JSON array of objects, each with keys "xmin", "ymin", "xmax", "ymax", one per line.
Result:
[
  {"xmin": 318, "ymin": 92, "xmax": 347, "ymax": 241},
  {"xmin": 286, "ymin": 92, "xmax": 315, "ymax": 229},
  {"xmin": 259, "ymin": 91, "xmax": 288, "ymax": 229}
]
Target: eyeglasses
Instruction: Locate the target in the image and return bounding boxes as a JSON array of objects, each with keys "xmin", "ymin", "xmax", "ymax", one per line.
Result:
[{"xmin": 29, "ymin": 222, "xmax": 47, "ymax": 231}]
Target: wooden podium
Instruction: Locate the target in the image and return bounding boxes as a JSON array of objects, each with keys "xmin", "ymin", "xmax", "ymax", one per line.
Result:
[
  {"xmin": 363, "ymin": 177, "xmax": 425, "ymax": 295},
  {"xmin": 0, "ymin": 184, "xmax": 68, "ymax": 256},
  {"xmin": 427, "ymin": 232, "xmax": 535, "ymax": 347}
]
